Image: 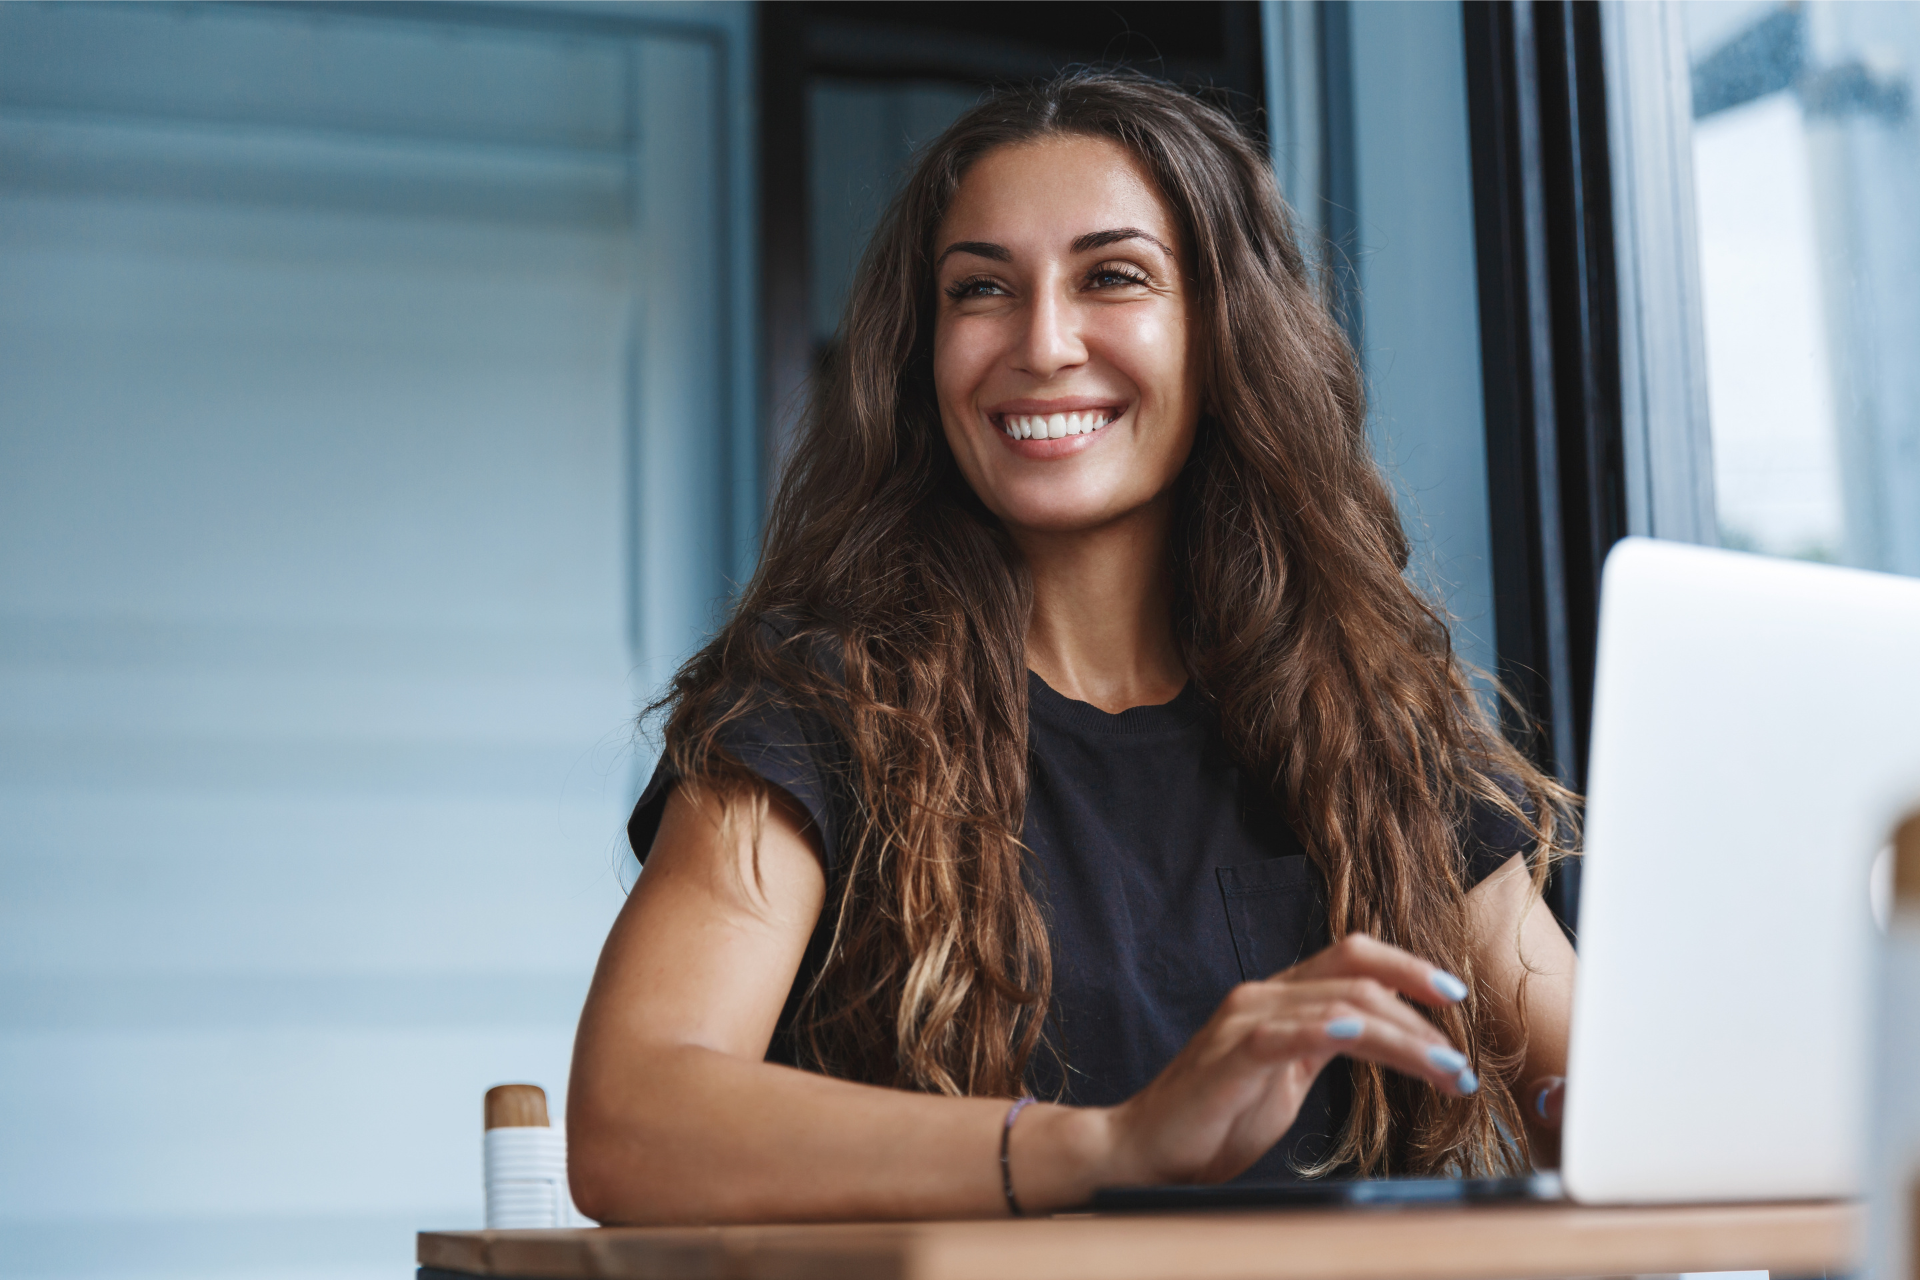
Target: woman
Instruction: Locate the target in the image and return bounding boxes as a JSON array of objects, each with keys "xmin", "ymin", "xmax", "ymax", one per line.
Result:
[{"xmin": 569, "ymin": 69, "xmax": 1577, "ymax": 1225}]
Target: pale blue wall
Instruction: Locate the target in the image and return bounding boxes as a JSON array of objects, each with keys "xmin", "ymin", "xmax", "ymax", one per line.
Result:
[
  {"xmin": 1264, "ymin": 0, "xmax": 1498, "ymax": 681},
  {"xmin": 0, "ymin": 3, "xmax": 755, "ymax": 1277},
  {"xmin": 1349, "ymin": 1, "xmax": 1498, "ymax": 681}
]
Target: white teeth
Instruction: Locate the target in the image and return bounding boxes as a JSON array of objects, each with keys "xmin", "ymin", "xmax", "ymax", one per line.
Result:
[{"xmin": 1003, "ymin": 411, "xmax": 1115, "ymax": 439}]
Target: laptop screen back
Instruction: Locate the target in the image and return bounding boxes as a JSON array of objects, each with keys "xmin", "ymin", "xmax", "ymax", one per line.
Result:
[{"xmin": 1563, "ymin": 538, "xmax": 1920, "ymax": 1203}]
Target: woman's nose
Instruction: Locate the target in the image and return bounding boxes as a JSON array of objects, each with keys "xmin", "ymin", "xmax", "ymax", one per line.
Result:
[{"xmin": 1015, "ymin": 287, "xmax": 1087, "ymax": 378}]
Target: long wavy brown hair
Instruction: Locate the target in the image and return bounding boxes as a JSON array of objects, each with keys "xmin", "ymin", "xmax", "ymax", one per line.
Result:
[{"xmin": 652, "ymin": 68, "xmax": 1576, "ymax": 1177}]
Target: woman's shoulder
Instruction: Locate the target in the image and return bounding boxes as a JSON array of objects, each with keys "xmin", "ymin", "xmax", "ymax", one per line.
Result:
[
  {"xmin": 627, "ymin": 612, "xmax": 854, "ymax": 868},
  {"xmin": 740, "ymin": 610, "xmax": 852, "ymax": 691},
  {"xmin": 1457, "ymin": 773, "xmax": 1541, "ymax": 890}
]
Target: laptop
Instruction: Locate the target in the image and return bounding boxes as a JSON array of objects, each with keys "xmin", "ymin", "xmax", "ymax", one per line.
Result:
[{"xmin": 1096, "ymin": 537, "xmax": 1920, "ymax": 1211}]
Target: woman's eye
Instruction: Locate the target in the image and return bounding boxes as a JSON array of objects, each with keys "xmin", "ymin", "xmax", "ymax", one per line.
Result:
[
  {"xmin": 944, "ymin": 276, "xmax": 1005, "ymax": 300},
  {"xmin": 1089, "ymin": 264, "xmax": 1151, "ymax": 289}
]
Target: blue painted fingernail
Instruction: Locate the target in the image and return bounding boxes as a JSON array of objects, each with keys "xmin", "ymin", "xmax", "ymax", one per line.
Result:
[
  {"xmin": 1535, "ymin": 1085, "xmax": 1553, "ymax": 1121},
  {"xmin": 1456, "ymin": 1069, "xmax": 1479, "ymax": 1094},
  {"xmin": 1325, "ymin": 1016, "xmax": 1364, "ymax": 1040},
  {"xmin": 1426, "ymin": 1045, "xmax": 1468, "ymax": 1073},
  {"xmin": 1430, "ymin": 970, "xmax": 1468, "ymax": 1002}
]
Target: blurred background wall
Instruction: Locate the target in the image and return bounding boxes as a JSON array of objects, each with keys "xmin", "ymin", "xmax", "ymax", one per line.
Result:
[
  {"xmin": 2, "ymin": 2, "xmax": 1915, "ymax": 1278},
  {"xmin": 0, "ymin": 3, "xmax": 754, "ymax": 1276}
]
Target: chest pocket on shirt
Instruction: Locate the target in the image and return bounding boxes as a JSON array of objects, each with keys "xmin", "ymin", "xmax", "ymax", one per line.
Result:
[{"xmin": 1216, "ymin": 856, "xmax": 1328, "ymax": 981}]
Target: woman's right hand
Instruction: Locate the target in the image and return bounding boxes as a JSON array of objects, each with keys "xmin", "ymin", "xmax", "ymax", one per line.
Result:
[{"xmin": 1051, "ymin": 934, "xmax": 1479, "ymax": 1194}]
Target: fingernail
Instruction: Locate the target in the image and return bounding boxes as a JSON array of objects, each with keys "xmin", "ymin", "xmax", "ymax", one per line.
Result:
[
  {"xmin": 1534, "ymin": 1077, "xmax": 1561, "ymax": 1121},
  {"xmin": 1456, "ymin": 1068, "xmax": 1479, "ymax": 1095},
  {"xmin": 1425, "ymin": 1044, "xmax": 1468, "ymax": 1073},
  {"xmin": 1325, "ymin": 1016, "xmax": 1364, "ymax": 1040},
  {"xmin": 1430, "ymin": 970, "xmax": 1468, "ymax": 1002}
]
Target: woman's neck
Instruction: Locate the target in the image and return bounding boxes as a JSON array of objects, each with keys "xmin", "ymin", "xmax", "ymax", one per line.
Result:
[{"xmin": 1013, "ymin": 496, "xmax": 1186, "ymax": 714}]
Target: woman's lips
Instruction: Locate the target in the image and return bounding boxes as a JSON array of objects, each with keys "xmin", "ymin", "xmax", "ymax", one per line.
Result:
[
  {"xmin": 991, "ymin": 406, "xmax": 1125, "ymax": 458},
  {"xmin": 999, "ymin": 408, "xmax": 1115, "ymax": 441}
]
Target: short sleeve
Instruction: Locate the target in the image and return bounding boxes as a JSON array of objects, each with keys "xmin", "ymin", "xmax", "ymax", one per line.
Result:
[
  {"xmin": 1460, "ymin": 784, "xmax": 1537, "ymax": 890},
  {"xmin": 626, "ymin": 696, "xmax": 848, "ymax": 873}
]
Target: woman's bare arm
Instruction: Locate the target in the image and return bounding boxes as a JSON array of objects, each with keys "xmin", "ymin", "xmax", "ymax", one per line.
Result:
[
  {"xmin": 566, "ymin": 784, "xmax": 1109, "ymax": 1224},
  {"xmin": 1464, "ymin": 852, "xmax": 1577, "ymax": 1166}
]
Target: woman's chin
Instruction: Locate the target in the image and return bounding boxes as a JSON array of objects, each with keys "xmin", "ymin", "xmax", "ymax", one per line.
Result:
[{"xmin": 991, "ymin": 490, "xmax": 1155, "ymax": 538}]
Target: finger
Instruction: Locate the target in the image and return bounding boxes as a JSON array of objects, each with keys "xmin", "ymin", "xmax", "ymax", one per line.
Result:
[
  {"xmin": 1215, "ymin": 978, "xmax": 1472, "ymax": 1079},
  {"xmin": 1279, "ymin": 976, "xmax": 1456, "ymax": 1046},
  {"xmin": 1527, "ymin": 1076, "xmax": 1565, "ymax": 1127},
  {"xmin": 1241, "ymin": 1004, "xmax": 1478, "ymax": 1098},
  {"xmin": 1313, "ymin": 1005, "xmax": 1480, "ymax": 1097},
  {"xmin": 1285, "ymin": 933, "xmax": 1470, "ymax": 1009}
]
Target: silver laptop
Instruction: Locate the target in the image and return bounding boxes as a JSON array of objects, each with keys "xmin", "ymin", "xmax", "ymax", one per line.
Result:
[
  {"xmin": 1097, "ymin": 537, "xmax": 1920, "ymax": 1213},
  {"xmin": 1564, "ymin": 537, "xmax": 1920, "ymax": 1203}
]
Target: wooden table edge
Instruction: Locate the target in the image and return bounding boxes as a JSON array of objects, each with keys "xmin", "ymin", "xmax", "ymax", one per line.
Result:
[{"xmin": 418, "ymin": 1199, "xmax": 1863, "ymax": 1280}]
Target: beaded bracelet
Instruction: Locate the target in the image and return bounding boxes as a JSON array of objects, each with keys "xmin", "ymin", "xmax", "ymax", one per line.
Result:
[{"xmin": 1000, "ymin": 1095, "xmax": 1036, "ymax": 1217}]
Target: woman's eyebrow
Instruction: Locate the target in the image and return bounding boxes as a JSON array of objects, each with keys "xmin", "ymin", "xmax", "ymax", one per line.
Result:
[
  {"xmin": 934, "ymin": 240, "xmax": 1011, "ymax": 268},
  {"xmin": 1072, "ymin": 227, "xmax": 1176, "ymax": 259}
]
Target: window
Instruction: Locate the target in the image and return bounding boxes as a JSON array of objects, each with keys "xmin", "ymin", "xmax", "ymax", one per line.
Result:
[{"xmin": 1684, "ymin": 1, "xmax": 1920, "ymax": 575}]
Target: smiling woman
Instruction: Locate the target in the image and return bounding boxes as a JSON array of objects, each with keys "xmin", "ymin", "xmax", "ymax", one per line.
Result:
[
  {"xmin": 934, "ymin": 137, "xmax": 1199, "ymax": 545},
  {"xmin": 567, "ymin": 69, "xmax": 1579, "ymax": 1226}
]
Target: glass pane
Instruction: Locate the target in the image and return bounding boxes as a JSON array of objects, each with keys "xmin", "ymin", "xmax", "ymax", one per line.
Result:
[
  {"xmin": 1684, "ymin": 0, "xmax": 1920, "ymax": 575},
  {"xmin": 808, "ymin": 79, "xmax": 980, "ymax": 352}
]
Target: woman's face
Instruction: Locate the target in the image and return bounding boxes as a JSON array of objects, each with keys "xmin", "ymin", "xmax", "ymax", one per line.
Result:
[{"xmin": 932, "ymin": 134, "xmax": 1201, "ymax": 536}]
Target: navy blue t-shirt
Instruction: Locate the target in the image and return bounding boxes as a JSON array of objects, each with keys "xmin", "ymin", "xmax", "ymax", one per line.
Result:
[{"xmin": 627, "ymin": 670, "xmax": 1527, "ymax": 1182}]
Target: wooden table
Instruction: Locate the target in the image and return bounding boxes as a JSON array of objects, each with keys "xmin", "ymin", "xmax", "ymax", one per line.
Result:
[{"xmin": 418, "ymin": 1200, "xmax": 1859, "ymax": 1280}]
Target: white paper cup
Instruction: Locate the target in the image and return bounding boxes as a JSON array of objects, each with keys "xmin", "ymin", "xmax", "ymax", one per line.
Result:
[
  {"xmin": 487, "ymin": 1182, "xmax": 560, "ymax": 1229},
  {"xmin": 484, "ymin": 1126, "xmax": 581, "ymax": 1228},
  {"xmin": 486, "ymin": 1154, "xmax": 567, "ymax": 1176}
]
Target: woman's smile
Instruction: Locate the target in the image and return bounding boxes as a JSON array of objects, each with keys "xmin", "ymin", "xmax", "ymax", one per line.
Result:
[{"xmin": 990, "ymin": 399, "xmax": 1130, "ymax": 458}]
